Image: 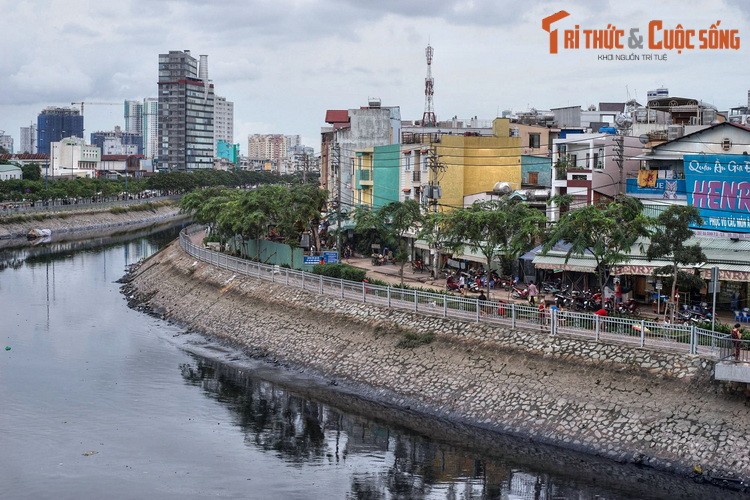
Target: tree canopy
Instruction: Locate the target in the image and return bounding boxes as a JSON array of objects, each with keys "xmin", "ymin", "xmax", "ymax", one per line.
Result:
[
  {"xmin": 543, "ymin": 196, "xmax": 651, "ymax": 294},
  {"xmin": 444, "ymin": 198, "xmax": 546, "ymax": 296},
  {"xmin": 646, "ymin": 205, "xmax": 706, "ymax": 322},
  {"xmin": 180, "ymin": 184, "xmax": 328, "ymax": 257},
  {"xmin": 353, "ymin": 199, "xmax": 423, "ymax": 287}
]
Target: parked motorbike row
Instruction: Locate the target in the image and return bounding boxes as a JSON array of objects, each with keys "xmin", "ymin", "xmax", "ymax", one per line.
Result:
[
  {"xmin": 445, "ymin": 269, "xmax": 514, "ymax": 293},
  {"xmin": 443, "ymin": 273, "xmax": 715, "ymax": 324},
  {"xmin": 673, "ymin": 302, "xmax": 713, "ymax": 324}
]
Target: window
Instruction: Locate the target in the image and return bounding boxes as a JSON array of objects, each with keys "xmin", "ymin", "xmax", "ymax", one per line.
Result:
[
  {"xmin": 404, "ymin": 155, "xmax": 411, "ymax": 171},
  {"xmin": 528, "ymin": 171, "xmax": 539, "ymax": 184},
  {"xmin": 529, "ymin": 133, "xmax": 541, "ymax": 149}
]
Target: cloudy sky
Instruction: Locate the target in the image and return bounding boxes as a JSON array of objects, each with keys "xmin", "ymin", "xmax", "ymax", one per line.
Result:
[{"xmin": 2, "ymin": 0, "xmax": 750, "ymax": 154}]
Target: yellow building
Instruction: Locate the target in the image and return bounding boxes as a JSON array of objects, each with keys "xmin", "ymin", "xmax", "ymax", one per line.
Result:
[
  {"xmin": 353, "ymin": 148, "xmax": 374, "ymax": 208},
  {"xmin": 434, "ymin": 118, "xmax": 522, "ymax": 211}
]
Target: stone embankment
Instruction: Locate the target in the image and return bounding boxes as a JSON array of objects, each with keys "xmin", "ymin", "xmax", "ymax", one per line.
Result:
[
  {"xmin": 126, "ymin": 240, "xmax": 750, "ymax": 485},
  {"xmin": 0, "ymin": 204, "xmax": 186, "ymax": 240}
]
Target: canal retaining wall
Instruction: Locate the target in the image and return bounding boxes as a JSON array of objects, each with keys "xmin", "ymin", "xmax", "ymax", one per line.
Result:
[
  {"xmin": 0, "ymin": 204, "xmax": 186, "ymax": 240},
  {"xmin": 127, "ymin": 241, "xmax": 750, "ymax": 484}
]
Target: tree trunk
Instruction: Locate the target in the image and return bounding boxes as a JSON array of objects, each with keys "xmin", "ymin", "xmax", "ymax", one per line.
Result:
[{"xmin": 669, "ymin": 262, "xmax": 678, "ymax": 324}]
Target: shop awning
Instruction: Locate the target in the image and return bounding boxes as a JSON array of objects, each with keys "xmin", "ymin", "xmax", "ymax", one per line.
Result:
[{"xmin": 532, "ymin": 254, "xmax": 598, "ymax": 272}]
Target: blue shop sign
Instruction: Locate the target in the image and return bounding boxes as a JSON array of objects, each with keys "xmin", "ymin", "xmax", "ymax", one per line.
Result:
[{"xmin": 683, "ymin": 154, "xmax": 750, "ymax": 233}]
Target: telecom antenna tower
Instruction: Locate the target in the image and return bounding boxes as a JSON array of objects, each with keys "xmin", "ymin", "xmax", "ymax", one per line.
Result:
[{"xmin": 422, "ymin": 44, "xmax": 436, "ymax": 127}]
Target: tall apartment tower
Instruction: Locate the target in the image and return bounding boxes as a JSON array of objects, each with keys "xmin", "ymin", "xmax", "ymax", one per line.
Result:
[
  {"xmin": 20, "ymin": 124, "xmax": 37, "ymax": 153},
  {"xmin": 213, "ymin": 95, "xmax": 234, "ymax": 156},
  {"xmin": 142, "ymin": 97, "xmax": 159, "ymax": 159},
  {"xmin": 248, "ymin": 134, "xmax": 287, "ymax": 164},
  {"xmin": 157, "ymin": 50, "xmax": 214, "ymax": 170},
  {"xmin": 0, "ymin": 135, "xmax": 13, "ymax": 154},
  {"xmin": 37, "ymin": 107, "xmax": 84, "ymax": 155},
  {"xmin": 124, "ymin": 100, "xmax": 144, "ymax": 135}
]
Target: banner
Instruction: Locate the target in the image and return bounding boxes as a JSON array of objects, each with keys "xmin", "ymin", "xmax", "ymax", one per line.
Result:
[{"xmin": 683, "ymin": 154, "xmax": 750, "ymax": 233}]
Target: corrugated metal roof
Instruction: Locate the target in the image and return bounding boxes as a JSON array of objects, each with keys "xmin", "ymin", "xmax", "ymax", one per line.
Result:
[{"xmin": 325, "ymin": 110, "xmax": 349, "ymax": 124}]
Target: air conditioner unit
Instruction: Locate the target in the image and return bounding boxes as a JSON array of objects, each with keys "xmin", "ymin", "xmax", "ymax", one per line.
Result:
[{"xmin": 667, "ymin": 125, "xmax": 684, "ymax": 141}]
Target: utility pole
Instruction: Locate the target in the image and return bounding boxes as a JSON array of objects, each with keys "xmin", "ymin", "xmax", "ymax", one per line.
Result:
[
  {"xmin": 613, "ymin": 134, "xmax": 625, "ymax": 195},
  {"xmin": 425, "ymin": 143, "xmax": 445, "ymax": 279},
  {"xmin": 333, "ymin": 143, "xmax": 342, "ymax": 252}
]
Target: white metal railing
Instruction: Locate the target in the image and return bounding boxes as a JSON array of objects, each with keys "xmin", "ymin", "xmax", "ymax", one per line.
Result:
[{"xmin": 179, "ymin": 229, "xmax": 733, "ymax": 360}]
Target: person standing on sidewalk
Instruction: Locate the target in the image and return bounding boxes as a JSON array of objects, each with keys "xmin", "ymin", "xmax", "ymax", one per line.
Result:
[
  {"xmin": 731, "ymin": 323, "xmax": 742, "ymax": 360},
  {"xmin": 527, "ymin": 281, "xmax": 538, "ymax": 306}
]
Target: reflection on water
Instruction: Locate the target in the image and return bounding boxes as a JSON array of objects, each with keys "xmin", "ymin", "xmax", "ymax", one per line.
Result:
[
  {"xmin": 0, "ymin": 222, "xmax": 185, "ymax": 271},
  {"xmin": 178, "ymin": 358, "xmax": 620, "ymax": 499}
]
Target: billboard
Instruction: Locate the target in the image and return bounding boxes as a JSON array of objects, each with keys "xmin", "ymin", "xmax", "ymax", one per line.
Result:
[{"xmin": 683, "ymin": 154, "xmax": 750, "ymax": 233}]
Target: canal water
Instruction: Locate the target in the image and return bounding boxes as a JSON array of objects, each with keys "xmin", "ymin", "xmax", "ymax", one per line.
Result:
[{"xmin": 0, "ymin": 228, "xmax": 737, "ymax": 499}]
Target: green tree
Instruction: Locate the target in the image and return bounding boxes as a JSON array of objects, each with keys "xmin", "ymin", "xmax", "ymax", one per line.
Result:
[
  {"xmin": 646, "ymin": 205, "xmax": 706, "ymax": 323},
  {"xmin": 353, "ymin": 200, "xmax": 424, "ymax": 287},
  {"xmin": 21, "ymin": 163, "xmax": 41, "ymax": 180},
  {"xmin": 445, "ymin": 198, "xmax": 547, "ymax": 297},
  {"xmin": 417, "ymin": 211, "xmax": 451, "ymax": 279},
  {"xmin": 543, "ymin": 196, "xmax": 651, "ymax": 295},
  {"xmin": 276, "ymin": 184, "xmax": 328, "ymax": 251}
]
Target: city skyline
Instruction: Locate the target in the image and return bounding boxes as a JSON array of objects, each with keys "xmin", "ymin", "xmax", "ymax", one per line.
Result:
[{"xmin": 2, "ymin": 0, "xmax": 750, "ymax": 154}]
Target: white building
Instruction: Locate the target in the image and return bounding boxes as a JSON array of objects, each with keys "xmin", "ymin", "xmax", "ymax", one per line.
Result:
[
  {"xmin": 0, "ymin": 134, "xmax": 13, "ymax": 154},
  {"xmin": 20, "ymin": 125, "xmax": 36, "ymax": 153},
  {"xmin": 548, "ymin": 132, "xmax": 642, "ymax": 221},
  {"xmin": 50, "ymin": 137, "xmax": 100, "ymax": 178},
  {"xmin": 124, "ymin": 100, "xmax": 143, "ymax": 135},
  {"xmin": 142, "ymin": 97, "xmax": 158, "ymax": 159},
  {"xmin": 0, "ymin": 164, "xmax": 22, "ymax": 180},
  {"xmin": 213, "ymin": 95, "xmax": 234, "ymax": 156}
]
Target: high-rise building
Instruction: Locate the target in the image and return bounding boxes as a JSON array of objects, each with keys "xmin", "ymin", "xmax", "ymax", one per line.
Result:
[
  {"xmin": 91, "ymin": 126, "xmax": 143, "ymax": 155},
  {"xmin": 0, "ymin": 135, "xmax": 13, "ymax": 154},
  {"xmin": 37, "ymin": 107, "xmax": 84, "ymax": 155},
  {"xmin": 213, "ymin": 95, "xmax": 234, "ymax": 156},
  {"xmin": 248, "ymin": 134, "xmax": 287, "ymax": 165},
  {"xmin": 20, "ymin": 124, "xmax": 37, "ymax": 153},
  {"xmin": 285, "ymin": 135, "xmax": 301, "ymax": 150},
  {"xmin": 124, "ymin": 100, "xmax": 144, "ymax": 135},
  {"xmin": 157, "ymin": 50, "xmax": 214, "ymax": 171},
  {"xmin": 142, "ymin": 97, "xmax": 159, "ymax": 159}
]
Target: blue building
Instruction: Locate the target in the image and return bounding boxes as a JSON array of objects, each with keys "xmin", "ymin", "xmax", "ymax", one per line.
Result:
[
  {"xmin": 521, "ymin": 155, "xmax": 552, "ymax": 187},
  {"xmin": 216, "ymin": 140, "xmax": 239, "ymax": 163},
  {"xmin": 37, "ymin": 107, "xmax": 84, "ymax": 155}
]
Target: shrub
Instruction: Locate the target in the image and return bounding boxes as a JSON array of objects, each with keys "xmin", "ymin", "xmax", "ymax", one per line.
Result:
[
  {"xmin": 311, "ymin": 263, "xmax": 366, "ymax": 282},
  {"xmin": 396, "ymin": 331, "xmax": 435, "ymax": 348}
]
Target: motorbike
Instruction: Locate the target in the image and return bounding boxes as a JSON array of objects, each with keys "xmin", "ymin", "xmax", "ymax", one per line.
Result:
[
  {"xmin": 617, "ymin": 298, "xmax": 641, "ymax": 317},
  {"xmin": 511, "ymin": 286, "xmax": 529, "ymax": 300},
  {"xmin": 446, "ymin": 276, "xmax": 461, "ymax": 292},
  {"xmin": 682, "ymin": 302, "xmax": 712, "ymax": 321},
  {"xmin": 541, "ymin": 280, "xmax": 562, "ymax": 295}
]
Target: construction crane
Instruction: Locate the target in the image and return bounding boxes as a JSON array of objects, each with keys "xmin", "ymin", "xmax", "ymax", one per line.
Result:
[{"xmin": 71, "ymin": 101, "xmax": 121, "ymax": 115}]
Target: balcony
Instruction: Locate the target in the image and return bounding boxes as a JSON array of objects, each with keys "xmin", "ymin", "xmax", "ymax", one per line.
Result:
[{"xmin": 357, "ymin": 169, "xmax": 373, "ymax": 186}]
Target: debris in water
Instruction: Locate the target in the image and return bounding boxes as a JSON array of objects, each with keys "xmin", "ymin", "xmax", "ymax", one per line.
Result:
[{"xmin": 82, "ymin": 451, "xmax": 98, "ymax": 457}]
